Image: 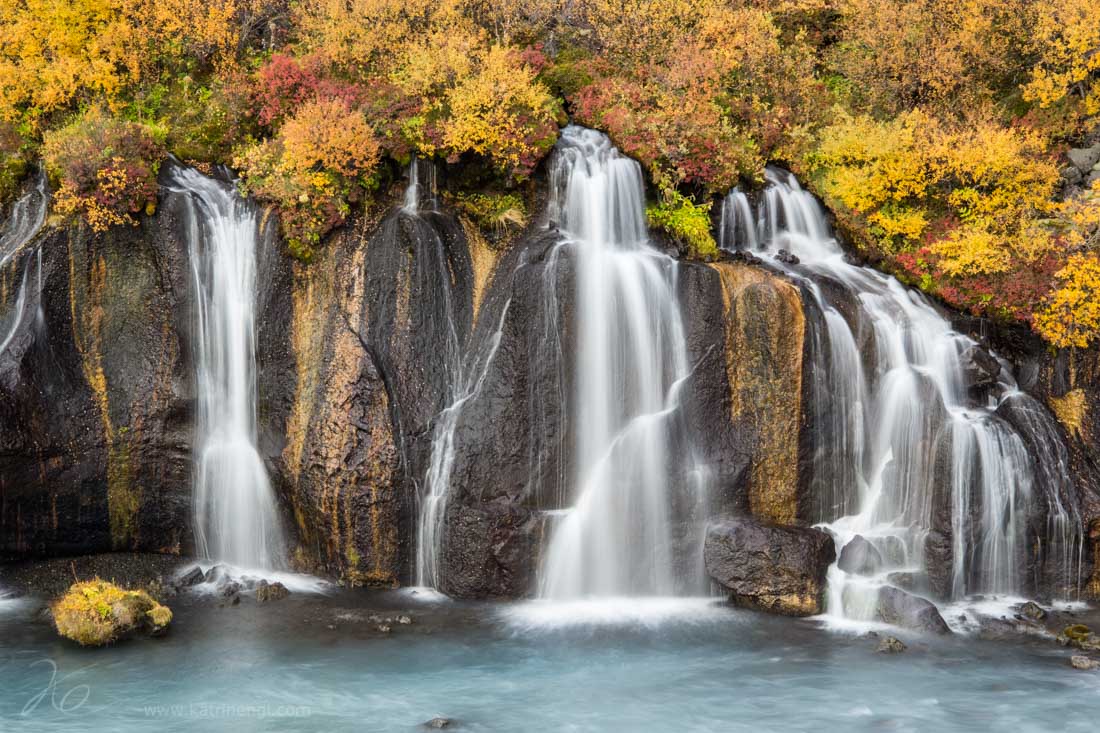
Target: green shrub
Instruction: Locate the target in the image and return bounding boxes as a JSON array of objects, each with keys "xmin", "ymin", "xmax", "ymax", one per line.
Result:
[
  {"xmin": 646, "ymin": 188, "xmax": 718, "ymax": 260},
  {"xmin": 450, "ymin": 192, "xmax": 527, "ymax": 234}
]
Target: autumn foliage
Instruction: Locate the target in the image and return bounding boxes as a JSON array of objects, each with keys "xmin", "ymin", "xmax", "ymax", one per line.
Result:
[
  {"xmin": 1, "ymin": 0, "xmax": 1099, "ymax": 344},
  {"xmin": 42, "ymin": 110, "xmax": 165, "ymax": 232}
]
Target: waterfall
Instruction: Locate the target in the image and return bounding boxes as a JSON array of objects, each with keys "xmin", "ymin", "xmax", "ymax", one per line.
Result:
[
  {"xmin": 409, "ymin": 166, "xmax": 491, "ymax": 589},
  {"xmin": 0, "ymin": 172, "xmax": 48, "ymax": 360},
  {"xmin": 168, "ymin": 165, "xmax": 284, "ymax": 570},
  {"xmin": 719, "ymin": 170, "xmax": 1081, "ymax": 616},
  {"xmin": 403, "ymin": 158, "xmax": 437, "ymax": 215},
  {"xmin": 537, "ymin": 126, "xmax": 704, "ymax": 599}
]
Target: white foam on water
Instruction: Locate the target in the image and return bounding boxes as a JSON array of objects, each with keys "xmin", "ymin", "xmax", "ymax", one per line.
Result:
[
  {"xmin": 177, "ymin": 562, "xmax": 330, "ymax": 596},
  {"xmin": 500, "ymin": 597, "xmax": 733, "ymax": 632}
]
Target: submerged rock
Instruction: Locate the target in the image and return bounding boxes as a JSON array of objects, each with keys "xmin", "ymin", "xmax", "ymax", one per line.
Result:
[
  {"xmin": 255, "ymin": 581, "xmax": 290, "ymax": 602},
  {"xmin": 876, "ymin": 636, "xmax": 907, "ymax": 654},
  {"xmin": 1019, "ymin": 601, "xmax": 1046, "ymax": 621},
  {"xmin": 837, "ymin": 535, "xmax": 883, "ymax": 576},
  {"xmin": 51, "ymin": 579, "xmax": 172, "ymax": 646},
  {"xmin": 704, "ymin": 517, "xmax": 835, "ymax": 616},
  {"xmin": 423, "ymin": 718, "xmax": 456, "ymax": 729},
  {"xmin": 1071, "ymin": 655, "xmax": 1099, "ymax": 670},
  {"xmin": 875, "ymin": 587, "xmax": 951, "ymax": 634}
]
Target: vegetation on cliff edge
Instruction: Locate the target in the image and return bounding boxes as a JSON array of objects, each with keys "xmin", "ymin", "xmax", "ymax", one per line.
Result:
[{"xmin": 1, "ymin": 0, "xmax": 1100, "ymax": 344}]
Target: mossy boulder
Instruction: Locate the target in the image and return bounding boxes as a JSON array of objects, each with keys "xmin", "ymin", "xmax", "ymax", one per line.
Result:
[{"xmin": 51, "ymin": 579, "xmax": 172, "ymax": 646}]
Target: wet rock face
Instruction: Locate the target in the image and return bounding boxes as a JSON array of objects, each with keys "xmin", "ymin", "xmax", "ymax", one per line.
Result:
[
  {"xmin": 875, "ymin": 587, "xmax": 951, "ymax": 634},
  {"xmin": 838, "ymin": 535, "xmax": 883, "ymax": 576},
  {"xmin": 0, "ymin": 193, "xmax": 195, "ymax": 558},
  {"xmin": 704, "ymin": 262, "xmax": 806, "ymax": 525},
  {"xmin": 704, "ymin": 517, "xmax": 835, "ymax": 616},
  {"xmin": 960, "ymin": 344, "xmax": 1001, "ymax": 400}
]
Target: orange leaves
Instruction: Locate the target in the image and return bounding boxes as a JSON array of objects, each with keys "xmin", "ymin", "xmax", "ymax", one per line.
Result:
[
  {"xmin": 280, "ymin": 98, "xmax": 381, "ymax": 180},
  {"xmin": 234, "ymin": 99, "xmax": 381, "ymax": 259}
]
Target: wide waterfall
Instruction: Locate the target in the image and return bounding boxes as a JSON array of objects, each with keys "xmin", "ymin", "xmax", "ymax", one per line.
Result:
[
  {"xmin": 169, "ymin": 166, "xmax": 285, "ymax": 570},
  {"xmin": 0, "ymin": 172, "xmax": 48, "ymax": 360},
  {"xmin": 719, "ymin": 170, "xmax": 1082, "ymax": 618},
  {"xmin": 537, "ymin": 126, "xmax": 705, "ymax": 599}
]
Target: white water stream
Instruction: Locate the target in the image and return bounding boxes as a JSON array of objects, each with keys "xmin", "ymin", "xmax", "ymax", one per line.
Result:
[
  {"xmin": 169, "ymin": 166, "xmax": 285, "ymax": 571},
  {"xmin": 720, "ymin": 171, "xmax": 1081, "ymax": 621}
]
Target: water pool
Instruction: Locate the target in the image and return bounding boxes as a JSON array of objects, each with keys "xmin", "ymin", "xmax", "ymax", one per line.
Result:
[{"xmin": 0, "ymin": 591, "xmax": 1095, "ymax": 732}]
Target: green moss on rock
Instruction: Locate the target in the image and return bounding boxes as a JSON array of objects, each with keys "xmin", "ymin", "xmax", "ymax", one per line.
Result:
[{"xmin": 51, "ymin": 579, "xmax": 172, "ymax": 647}]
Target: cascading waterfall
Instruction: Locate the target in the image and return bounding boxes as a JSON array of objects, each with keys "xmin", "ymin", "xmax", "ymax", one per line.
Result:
[
  {"xmin": 411, "ymin": 160, "xmax": 496, "ymax": 590},
  {"xmin": 0, "ymin": 172, "xmax": 48, "ymax": 359},
  {"xmin": 168, "ymin": 166, "xmax": 284, "ymax": 570},
  {"xmin": 719, "ymin": 170, "xmax": 1081, "ymax": 618},
  {"xmin": 537, "ymin": 126, "xmax": 704, "ymax": 599}
]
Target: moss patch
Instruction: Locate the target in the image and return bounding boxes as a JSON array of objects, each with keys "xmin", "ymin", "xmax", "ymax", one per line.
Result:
[{"xmin": 52, "ymin": 579, "xmax": 172, "ymax": 647}]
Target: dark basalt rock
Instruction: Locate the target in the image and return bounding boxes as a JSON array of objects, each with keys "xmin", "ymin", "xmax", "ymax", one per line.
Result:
[
  {"xmin": 0, "ymin": 194, "xmax": 196, "ymax": 558},
  {"xmin": 875, "ymin": 586, "xmax": 951, "ymax": 634},
  {"xmin": 959, "ymin": 344, "xmax": 1001, "ymax": 399},
  {"xmin": 175, "ymin": 566, "xmax": 204, "ymax": 588},
  {"xmin": 838, "ymin": 535, "xmax": 883, "ymax": 576},
  {"xmin": 704, "ymin": 517, "xmax": 835, "ymax": 616},
  {"xmin": 774, "ymin": 249, "xmax": 799, "ymax": 265},
  {"xmin": 876, "ymin": 636, "xmax": 907, "ymax": 654}
]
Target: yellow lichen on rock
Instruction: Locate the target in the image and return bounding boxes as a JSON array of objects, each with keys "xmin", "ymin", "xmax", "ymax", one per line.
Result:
[
  {"xmin": 52, "ymin": 579, "xmax": 172, "ymax": 647},
  {"xmin": 1049, "ymin": 389, "xmax": 1087, "ymax": 440},
  {"xmin": 711, "ymin": 262, "xmax": 805, "ymax": 524},
  {"xmin": 460, "ymin": 216, "xmax": 502, "ymax": 327}
]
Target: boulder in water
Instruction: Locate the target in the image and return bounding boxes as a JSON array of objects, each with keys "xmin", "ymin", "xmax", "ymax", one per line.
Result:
[
  {"xmin": 886, "ymin": 571, "xmax": 924, "ymax": 593},
  {"xmin": 838, "ymin": 535, "xmax": 884, "ymax": 576},
  {"xmin": 174, "ymin": 566, "xmax": 205, "ymax": 589},
  {"xmin": 423, "ymin": 718, "xmax": 457, "ymax": 729},
  {"xmin": 1019, "ymin": 601, "xmax": 1046, "ymax": 621},
  {"xmin": 704, "ymin": 517, "xmax": 835, "ymax": 616},
  {"xmin": 255, "ymin": 581, "xmax": 290, "ymax": 602},
  {"xmin": 51, "ymin": 579, "xmax": 172, "ymax": 646},
  {"xmin": 1071, "ymin": 655, "xmax": 1100, "ymax": 671},
  {"xmin": 875, "ymin": 587, "xmax": 951, "ymax": 634},
  {"xmin": 876, "ymin": 636, "xmax": 907, "ymax": 654}
]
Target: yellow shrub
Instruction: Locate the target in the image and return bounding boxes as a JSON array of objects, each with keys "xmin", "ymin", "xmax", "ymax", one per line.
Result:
[{"xmin": 1036, "ymin": 254, "xmax": 1100, "ymax": 348}]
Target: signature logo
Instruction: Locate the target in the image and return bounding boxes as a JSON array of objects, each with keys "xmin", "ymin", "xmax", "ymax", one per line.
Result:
[{"xmin": 20, "ymin": 658, "xmax": 91, "ymax": 715}]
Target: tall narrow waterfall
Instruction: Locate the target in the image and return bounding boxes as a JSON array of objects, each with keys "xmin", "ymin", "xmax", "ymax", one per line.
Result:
[
  {"xmin": 169, "ymin": 166, "xmax": 285, "ymax": 570},
  {"xmin": 0, "ymin": 172, "xmax": 48, "ymax": 359},
  {"xmin": 719, "ymin": 171, "xmax": 1082, "ymax": 614},
  {"xmin": 538, "ymin": 127, "xmax": 704, "ymax": 599}
]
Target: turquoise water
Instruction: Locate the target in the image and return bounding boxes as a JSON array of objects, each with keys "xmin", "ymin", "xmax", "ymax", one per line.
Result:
[{"xmin": 0, "ymin": 591, "xmax": 1096, "ymax": 732}]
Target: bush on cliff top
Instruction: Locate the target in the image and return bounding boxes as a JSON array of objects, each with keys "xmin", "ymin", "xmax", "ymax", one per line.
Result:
[
  {"xmin": 42, "ymin": 110, "xmax": 165, "ymax": 232},
  {"xmin": 52, "ymin": 578, "xmax": 172, "ymax": 646}
]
